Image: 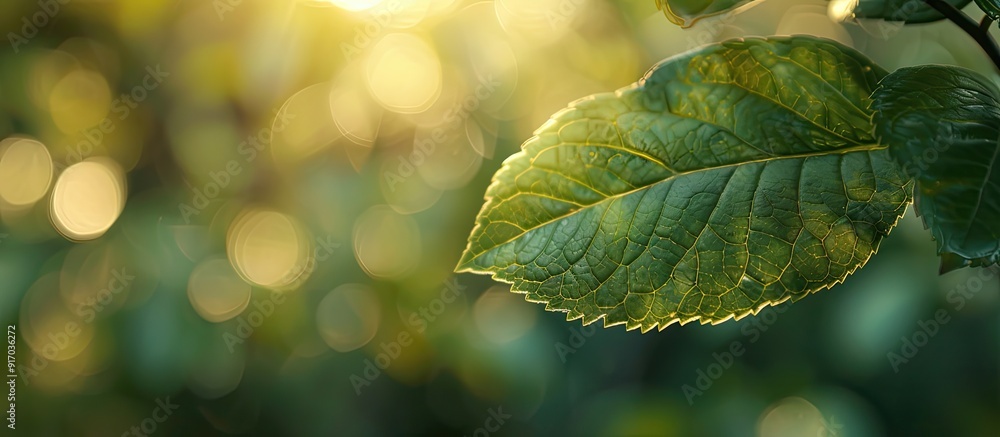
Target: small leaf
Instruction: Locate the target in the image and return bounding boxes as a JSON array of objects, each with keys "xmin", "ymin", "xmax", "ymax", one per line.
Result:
[
  {"xmin": 872, "ymin": 65, "xmax": 1000, "ymax": 268},
  {"xmin": 975, "ymin": 0, "xmax": 1000, "ymax": 20},
  {"xmin": 839, "ymin": 0, "xmax": 972, "ymax": 23},
  {"xmin": 457, "ymin": 37, "xmax": 912, "ymax": 331},
  {"xmin": 655, "ymin": 0, "xmax": 758, "ymax": 27}
]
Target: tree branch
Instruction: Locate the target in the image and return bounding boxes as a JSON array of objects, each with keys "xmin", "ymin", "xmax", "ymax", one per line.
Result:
[
  {"xmin": 981, "ymin": 16, "xmax": 994, "ymax": 32},
  {"xmin": 922, "ymin": 0, "xmax": 1000, "ymax": 71}
]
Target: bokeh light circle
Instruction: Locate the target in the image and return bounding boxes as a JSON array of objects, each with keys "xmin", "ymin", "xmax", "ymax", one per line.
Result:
[
  {"xmin": 472, "ymin": 285, "xmax": 537, "ymax": 344},
  {"xmin": 365, "ymin": 33, "xmax": 443, "ymax": 113},
  {"xmin": 48, "ymin": 68, "xmax": 112, "ymax": 133},
  {"xmin": 757, "ymin": 397, "xmax": 828, "ymax": 437},
  {"xmin": 20, "ymin": 273, "xmax": 95, "ymax": 363},
  {"xmin": 188, "ymin": 257, "xmax": 253, "ymax": 323},
  {"xmin": 353, "ymin": 205, "xmax": 421, "ymax": 279},
  {"xmin": 316, "ymin": 284, "xmax": 382, "ymax": 352},
  {"xmin": 0, "ymin": 137, "xmax": 54, "ymax": 207},
  {"xmin": 226, "ymin": 208, "xmax": 313, "ymax": 289},
  {"xmin": 50, "ymin": 158, "xmax": 127, "ymax": 241}
]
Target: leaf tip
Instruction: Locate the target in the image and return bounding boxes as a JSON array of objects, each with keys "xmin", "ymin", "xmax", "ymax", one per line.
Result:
[
  {"xmin": 939, "ymin": 252, "xmax": 971, "ymax": 274},
  {"xmin": 453, "ymin": 261, "xmax": 473, "ymax": 274}
]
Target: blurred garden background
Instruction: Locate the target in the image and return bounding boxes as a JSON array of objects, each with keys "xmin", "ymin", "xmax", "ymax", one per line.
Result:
[{"xmin": 0, "ymin": 0, "xmax": 998, "ymax": 435}]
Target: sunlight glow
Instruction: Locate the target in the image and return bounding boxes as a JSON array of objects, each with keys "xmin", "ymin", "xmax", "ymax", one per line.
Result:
[
  {"xmin": 365, "ymin": 33, "xmax": 442, "ymax": 114},
  {"xmin": 227, "ymin": 208, "xmax": 312, "ymax": 289},
  {"xmin": 828, "ymin": 0, "xmax": 858, "ymax": 22},
  {"xmin": 50, "ymin": 158, "xmax": 126, "ymax": 241},
  {"xmin": 0, "ymin": 137, "xmax": 53, "ymax": 208},
  {"xmin": 323, "ymin": 0, "xmax": 385, "ymax": 12}
]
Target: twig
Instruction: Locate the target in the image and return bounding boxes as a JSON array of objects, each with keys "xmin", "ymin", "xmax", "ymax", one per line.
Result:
[{"xmin": 922, "ymin": 0, "xmax": 1000, "ymax": 71}]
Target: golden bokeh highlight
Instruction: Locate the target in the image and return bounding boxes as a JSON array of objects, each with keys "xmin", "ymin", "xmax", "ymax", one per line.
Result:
[
  {"xmin": 0, "ymin": 137, "xmax": 54, "ymax": 208},
  {"xmin": 415, "ymin": 133, "xmax": 483, "ymax": 191},
  {"xmin": 27, "ymin": 50, "xmax": 81, "ymax": 111},
  {"xmin": 466, "ymin": 118, "xmax": 495, "ymax": 159},
  {"xmin": 323, "ymin": 0, "xmax": 386, "ymax": 11},
  {"xmin": 365, "ymin": 33, "xmax": 443, "ymax": 114},
  {"xmin": 827, "ymin": 0, "xmax": 859, "ymax": 22},
  {"xmin": 187, "ymin": 257, "xmax": 253, "ymax": 323},
  {"xmin": 50, "ymin": 158, "xmax": 127, "ymax": 241},
  {"xmin": 58, "ymin": 241, "xmax": 132, "ymax": 318},
  {"xmin": 330, "ymin": 73, "xmax": 383, "ymax": 147},
  {"xmin": 20, "ymin": 273, "xmax": 95, "ymax": 363},
  {"xmin": 757, "ymin": 397, "xmax": 828, "ymax": 437},
  {"xmin": 472, "ymin": 285, "xmax": 537, "ymax": 344},
  {"xmin": 56, "ymin": 38, "xmax": 122, "ymax": 83},
  {"xmin": 353, "ymin": 205, "xmax": 421, "ymax": 279},
  {"xmin": 777, "ymin": 5, "xmax": 853, "ymax": 46},
  {"xmin": 48, "ymin": 68, "xmax": 113, "ymax": 134},
  {"xmin": 495, "ymin": 0, "xmax": 577, "ymax": 44},
  {"xmin": 316, "ymin": 284, "xmax": 382, "ymax": 352},
  {"xmin": 226, "ymin": 208, "xmax": 313, "ymax": 289},
  {"xmin": 379, "ymin": 159, "xmax": 443, "ymax": 214},
  {"xmin": 271, "ymin": 82, "xmax": 341, "ymax": 165}
]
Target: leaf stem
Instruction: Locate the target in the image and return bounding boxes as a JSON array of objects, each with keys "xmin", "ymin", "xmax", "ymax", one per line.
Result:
[
  {"xmin": 981, "ymin": 16, "xmax": 995, "ymax": 32},
  {"xmin": 922, "ymin": 0, "xmax": 1000, "ymax": 71}
]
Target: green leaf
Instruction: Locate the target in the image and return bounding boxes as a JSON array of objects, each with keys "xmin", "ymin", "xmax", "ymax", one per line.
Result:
[
  {"xmin": 975, "ymin": 0, "xmax": 1000, "ymax": 20},
  {"xmin": 457, "ymin": 36, "xmax": 912, "ymax": 331},
  {"xmin": 655, "ymin": 0, "xmax": 757, "ymax": 27},
  {"xmin": 842, "ymin": 0, "xmax": 972, "ymax": 23},
  {"xmin": 871, "ymin": 65, "xmax": 1000, "ymax": 269}
]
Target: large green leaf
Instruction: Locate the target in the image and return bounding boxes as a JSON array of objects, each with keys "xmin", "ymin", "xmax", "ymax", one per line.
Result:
[
  {"xmin": 872, "ymin": 65, "xmax": 1000, "ymax": 270},
  {"xmin": 457, "ymin": 36, "xmax": 912, "ymax": 331},
  {"xmin": 655, "ymin": 0, "xmax": 758, "ymax": 27},
  {"xmin": 845, "ymin": 0, "xmax": 973, "ymax": 24}
]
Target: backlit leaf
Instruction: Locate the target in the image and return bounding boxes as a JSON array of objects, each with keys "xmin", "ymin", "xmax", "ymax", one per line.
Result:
[{"xmin": 457, "ymin": 37, "xmax": 913, "ymax": 331}]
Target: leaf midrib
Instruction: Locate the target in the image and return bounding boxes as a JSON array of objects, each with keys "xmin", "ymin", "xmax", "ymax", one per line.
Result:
[{"xmin": 458, "ymin": 142, "xmax": 889, "ymax": 270}]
